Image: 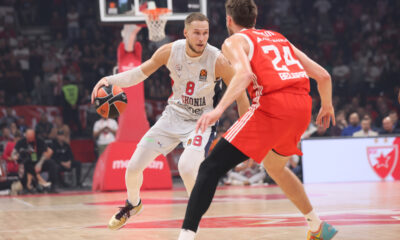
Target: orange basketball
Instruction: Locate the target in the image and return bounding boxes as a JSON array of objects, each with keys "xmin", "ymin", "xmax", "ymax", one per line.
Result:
[{"xmin": 94, "ymin": 85, "xmax": 128, "ymax": 118}]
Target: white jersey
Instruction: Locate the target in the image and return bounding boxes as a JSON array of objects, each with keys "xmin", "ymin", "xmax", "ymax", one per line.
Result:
[{"xmin": 166, "ymin": 39, "xmax": 221, "ymax": 120}]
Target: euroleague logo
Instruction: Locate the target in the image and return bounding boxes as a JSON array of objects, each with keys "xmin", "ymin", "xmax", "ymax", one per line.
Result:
[
  {"xmin": 367, "ymin": 137, "xmax": 400, "ymax": 180},
  {"xmin": 199, "ymin": 69, "xmax": 207, "ymax": 82}
]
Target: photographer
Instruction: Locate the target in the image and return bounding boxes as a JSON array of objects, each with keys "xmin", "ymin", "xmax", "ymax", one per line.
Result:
[
  {"xmin": 12, "ymin": 129, "xmax": 58, "ymax": 193},
  {"xmin": 51, "ymin": 130, "xmax": 81, "ymax": 187}
]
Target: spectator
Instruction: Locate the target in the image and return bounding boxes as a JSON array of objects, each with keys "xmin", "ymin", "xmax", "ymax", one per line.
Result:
[
  {"xmin": 12, "ymin": 38, "xmax": 30, "ymax": 89},
  {"xmin": 50, "ymin": 11, "xmax": 65, "ymax": 37},
  {"xmin": 9, "ymin": 122, "xmax": 18, "ymax": 138},
  {"xmin": 16, "ymin": 116, "xmax": 28, "ymax": 134},
  {"xmin": 51, "ymin": 130, "xmax": 81, "ymax": 187},
  {"xmin": 0, "ymin": 127, "xmax": 13, "ymax": 150},
  {"xmin": 353, "ymin": 116, "xmax": 378, "ymax": 137},
  {"xmin": 288, "ymin": 155, "xmax": 302, "ymax": 177},
  {"xmin": 388, "ymin": 111, "xmax": 399, "ymax": 131},
  {"xmin": 330, "ymin": 110, "xmax": 347, "ymax": 136},
  {"xmin": 379, "ymin": 117, "xmax": 400, "ymax": 135},
  {"xmin": 1, "ymin": 131, "xmax": 23, "ymax": 176},
  {"xmin": 35, "ymin": 113, "xmax": 53, "ymax": 141},
  {"xmin": 0, "ymin": 107, "xmax": 18, "ymax": 127},
  {"xmin": 310, "ymin": 124, "xmax": 331, "ymax": 138},
  {"xmin": 67, "ymin": 6, "xmax": 80, "ymax": 40},
  {"xmin": 313, "ymin": 0, "xmax": 331, "ymax": 15},
  {"xmin": 61, "ymin": 77, "xmax": 82, "ymax": 134},
  {"xmin": 341, "ymin": 112, "xmax": 361, "ymax": 136},
  {"xmin": 224, "ymin": 159, "xmax": 266, "ymax": 186},
  {"xmin": 5, "ymin": 56, "xmax": 25, "ymax": 95},
  {"xmin": 49, "ymin": 116, "xmax": 71, "ymax": 143},
  {"xmin": 12, "ymin": 129, "xmax": 57, "ymax": 193},
  {"xmin": 93, "ymin": 117, "xmax": 118, "ymax": 156},
  {"xmin": 332, "ymin": 57, "xmax": 351, "ymax": 94},
  {"xmin": 301, "ymin": 120, "xmax": 317, "ymax": 139}
]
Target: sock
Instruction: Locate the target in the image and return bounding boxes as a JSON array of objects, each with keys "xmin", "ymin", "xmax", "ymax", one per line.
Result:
[
  {"xmin": 304, "ymin": 209, "xmax": 322, "ymax": 232},
  {"xmin": 178, "ymin": 229, "xmax": 196, "ymax": 240},
  {"xmin": 127, "ymin": 198, "xmax": 140, "ymax": 207}
]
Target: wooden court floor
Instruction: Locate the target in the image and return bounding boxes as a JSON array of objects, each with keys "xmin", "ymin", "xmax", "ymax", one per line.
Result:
[{"xmin": 1, "ymin": 181, "xmax": 400, "ymax": 240}]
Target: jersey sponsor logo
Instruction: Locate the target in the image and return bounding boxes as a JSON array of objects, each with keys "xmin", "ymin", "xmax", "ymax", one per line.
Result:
[
  {"xmin": 184, "ymin": 105, "xmax": 204, "ymax": 115},
  {"xmin": 181, "ymin": 95, "xmax": 206, "ymax": 107},
  {"xmin": 278, "ymin": 71, "xmax": 308, "ymax": 80},
  {"xmin": 175, "ymin": 64, "xmax": 182, "ymax": 72},
  {"xmin": 199, "ymin": 69, "xmax": 207, "ymax": 82},
  {"xmin": 187, "ymin": 138, "xmax": 192, "ymax": 146}
]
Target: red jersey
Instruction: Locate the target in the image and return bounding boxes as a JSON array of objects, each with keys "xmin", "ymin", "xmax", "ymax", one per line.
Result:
[
  {"xmin": 223, "ymin": 29, "xmax": 313, "ymax": 162},
  {"xmin": 237, "ymin": 29, "xmax": 310, "ymax": 100}
]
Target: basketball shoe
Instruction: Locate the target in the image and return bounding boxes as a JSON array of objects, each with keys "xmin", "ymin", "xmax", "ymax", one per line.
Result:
[
  {"xmin": 108, "ymin": 199, "xmax": 143, "ymax": 230},
  {"xmin": 307, "ymin": 221, "xmax": 338, "ymax": 240}
]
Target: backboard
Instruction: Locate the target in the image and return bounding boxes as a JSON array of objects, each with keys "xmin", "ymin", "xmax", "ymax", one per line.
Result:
[{"xmin": 98, "ymin": 0, "xmax": 207, "ymax": 23}]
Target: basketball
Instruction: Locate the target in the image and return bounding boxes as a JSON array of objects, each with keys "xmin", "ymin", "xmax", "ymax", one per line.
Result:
[{"xmin": 94, "ymin": 85, "xmax": 127, "ymax": 118}]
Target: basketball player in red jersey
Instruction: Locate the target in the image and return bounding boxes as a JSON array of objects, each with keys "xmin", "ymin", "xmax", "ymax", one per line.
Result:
[{"xmin": 177, "ymin": 0, "xmax": 337, "ymax": 239}]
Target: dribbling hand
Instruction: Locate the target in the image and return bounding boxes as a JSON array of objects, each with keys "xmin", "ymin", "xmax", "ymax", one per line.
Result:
[
  {"xmin": 91, "ymin": 77, "xmax": 109, "ymax": 104},
  {"xmin": 316, "ymin": 104, "xmax": 336, "ymax": 129},
  {"xmin": 196, "ymin": 108, "xmax": 223, "ymax": 134}
]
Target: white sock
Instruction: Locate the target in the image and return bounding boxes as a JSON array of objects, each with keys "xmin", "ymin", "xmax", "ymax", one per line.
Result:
[
  {"xmin": 178, "ymin": 229, "xmax": 196, "ymax": 240},
  {"xmin": 127, "ymin": 198, "xmax": 140, "ymax": 207},
  {"xmin": 304, "ymin": 209, "xmax": 322, "ymax": 232}
]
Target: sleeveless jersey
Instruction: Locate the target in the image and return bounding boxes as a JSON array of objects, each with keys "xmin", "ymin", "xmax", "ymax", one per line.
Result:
[
  {"xmin": 166, "ymin": 39, "xmax": 221, "ymax": 120},
  {"xmin": 236, "ymin": 29, "xmax": 310, "ymax": 101}
]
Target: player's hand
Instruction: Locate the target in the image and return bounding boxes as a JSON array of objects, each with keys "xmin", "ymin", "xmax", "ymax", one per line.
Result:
[
  {"xmin": 91, "ymin": 77, "xmax": 109, "ymax": 104},
  {"xmin": 196, "ymin": 108, "xmax": 224, "ymax": 134},
  {"xmin": 316, "ymin": 104, "xmax": 336, "ymax": 129}
]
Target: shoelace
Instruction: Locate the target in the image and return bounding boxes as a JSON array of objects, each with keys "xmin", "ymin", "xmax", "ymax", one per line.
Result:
[{"xmin": 115, "ymin": 204, "xmax": 133, "ymax": 220}]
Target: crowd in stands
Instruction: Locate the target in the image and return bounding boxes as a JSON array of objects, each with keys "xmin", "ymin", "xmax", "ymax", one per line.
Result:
[{"xmin": 0, "ymin": 0, "xmax": 400, "ymax": 189}]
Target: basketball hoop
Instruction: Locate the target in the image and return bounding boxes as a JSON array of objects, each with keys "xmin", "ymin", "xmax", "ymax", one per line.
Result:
[{"xmin": 142, "ymin": 8, "xmax": 171, "ymax": 42}]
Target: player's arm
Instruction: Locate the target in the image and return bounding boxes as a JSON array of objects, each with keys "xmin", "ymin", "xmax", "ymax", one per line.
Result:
[
  {"xmin": 216, "ymin": 35, "xmax": 255, "ymax": 116},
  {"xmin": 216, "ymin": 54, "xmax": 250, "ymax": 117},
  {"xmin": 290, "ymin": 43, "xmax": 335, "ymax": 128},
  {"xmin": 196, "ymin": 35, "xmax": 255, "ymax": 133},
  {"xmin": 91, "ymin": 43, "xmax": 172, "ymax": 103}
]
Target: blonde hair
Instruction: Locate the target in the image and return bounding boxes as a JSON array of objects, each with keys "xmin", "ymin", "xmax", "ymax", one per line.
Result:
[{"xmin": 184, "ymin": 12, "xmax": 209, "ymax": 28}]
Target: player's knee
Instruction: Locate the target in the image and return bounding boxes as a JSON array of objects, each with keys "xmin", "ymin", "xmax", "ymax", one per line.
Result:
[
  {"xmin": 263, "ymin": 161, "xmax": 285, "ymax": 179},
  {"xmin": 198, "ymin": 156, "xmax": 220, "ymax": 179},
  {"xmin": 179, "ymin": 149, "xmax": 204, "ymax": 181},
  {"xmin": 126, "ymin": 161, "xmax": 142, "ymax": 176},
  {"xmin": 126, "ymin": 146, "xmax": 158, "ymax": 175},
  {"xmin": 178, "ymin": 161, "xmax": 196, "ymax": 181}
]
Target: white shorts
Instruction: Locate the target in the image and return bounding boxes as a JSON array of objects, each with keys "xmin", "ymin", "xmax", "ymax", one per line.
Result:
[{"xmin": 137, "ymin": 107, "xmax": 215, "ymax": 156}]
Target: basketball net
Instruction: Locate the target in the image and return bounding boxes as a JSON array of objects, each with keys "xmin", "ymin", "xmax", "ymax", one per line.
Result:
[{"xmin": 142, "ymin": 1, "xmax": 170, "ymax": 42}]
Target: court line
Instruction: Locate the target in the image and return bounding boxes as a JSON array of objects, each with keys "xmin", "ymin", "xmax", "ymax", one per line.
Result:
[{"xmin": 12, "ymin": 198, "xmax": 34, "ymax": 207}]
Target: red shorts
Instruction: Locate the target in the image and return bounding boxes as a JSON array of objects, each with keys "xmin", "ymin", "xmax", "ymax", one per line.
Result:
[{"xmin": 223, "ymin": 92, "xmax": 311, "ymax": 163}]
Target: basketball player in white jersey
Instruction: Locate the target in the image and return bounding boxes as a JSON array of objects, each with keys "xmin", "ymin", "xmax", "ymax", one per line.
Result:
[{"xmin": 91, "ymin": 12, "xmax": 250, "ymax": 230}]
